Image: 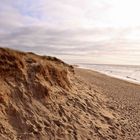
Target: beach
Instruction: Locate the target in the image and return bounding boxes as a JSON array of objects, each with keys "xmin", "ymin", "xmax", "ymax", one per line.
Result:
[
  {"xmin": 0, "ymin": 48, "xmax": 140, "ymax": 140},
  {"xmin": 1, "ymin": 0, "xmax": 140, "ymax": 139},
  {"xmin": 76, "ymin": 68, "xmax": 140, "ymax": 139}
]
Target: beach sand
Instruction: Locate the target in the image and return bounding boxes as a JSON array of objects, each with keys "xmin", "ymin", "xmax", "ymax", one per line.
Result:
[{"xmin": 76, "ymin": 68, "xmax": 140, "ymax": 139}]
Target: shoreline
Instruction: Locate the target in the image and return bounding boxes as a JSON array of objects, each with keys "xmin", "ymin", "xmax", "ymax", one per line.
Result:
[{"xmin": 77, "ymin": 66, "xmax": 140, "ymax": 86}]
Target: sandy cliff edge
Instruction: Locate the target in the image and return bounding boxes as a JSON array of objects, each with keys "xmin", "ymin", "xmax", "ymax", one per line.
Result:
[{"xmin": 0, "ymin": 48, "xmax": 139, "ymax": 140}]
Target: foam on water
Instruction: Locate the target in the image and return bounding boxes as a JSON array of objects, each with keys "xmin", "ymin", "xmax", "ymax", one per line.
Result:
[{"xmin": 79, "ymin": 64, "xmax": 140, "ymax": 84}]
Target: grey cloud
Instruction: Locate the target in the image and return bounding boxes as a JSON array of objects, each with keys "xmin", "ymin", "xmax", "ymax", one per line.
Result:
[
  {"xmin": 0, "ymin": 26, "xmax": 118, "ymax": 56},
  {"xmin": 1, "ymin": 25, "xmax": 140, "ymax": 65},
  {"xmin": 0, "ymin": 0, "xmax": 140, "ymax": 64}
]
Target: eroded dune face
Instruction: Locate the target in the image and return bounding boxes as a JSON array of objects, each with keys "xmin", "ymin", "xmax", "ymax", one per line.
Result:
[{"xmin": 0, "ymin": 48, "xmax": 125, "ymax": 140}]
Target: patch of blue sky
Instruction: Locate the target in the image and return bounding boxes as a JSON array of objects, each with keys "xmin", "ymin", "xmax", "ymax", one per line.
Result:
[{"xmin": 14, "ymin": 0, "xmax": 42, "ymax": 19}]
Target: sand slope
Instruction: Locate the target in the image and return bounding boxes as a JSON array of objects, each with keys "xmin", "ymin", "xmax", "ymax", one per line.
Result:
[{"xmin": 0, "ymin": 48, "xmax": 139, "ymax": 140}]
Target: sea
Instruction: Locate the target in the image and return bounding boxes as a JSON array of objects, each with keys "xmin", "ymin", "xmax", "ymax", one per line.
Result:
[{"xmin": 78, "ymin": 63, "xmax": 140, "ymax": 84}]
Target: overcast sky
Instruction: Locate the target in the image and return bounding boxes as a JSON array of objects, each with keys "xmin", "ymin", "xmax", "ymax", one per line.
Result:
[{"xmin": 0, "ymin": 0, "xmax": 140, "ymax": 65}]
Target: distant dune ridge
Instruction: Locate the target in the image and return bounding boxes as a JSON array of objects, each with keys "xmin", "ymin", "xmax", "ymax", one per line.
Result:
[{"xmin": 0, "ymin": 48, "xmax": 140, "ymax": 140}]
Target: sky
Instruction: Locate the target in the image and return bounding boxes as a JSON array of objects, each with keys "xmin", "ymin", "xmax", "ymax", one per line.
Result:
[{"xmin": 0, "ymin": 0, "xmax": 140, "ymax": 65}]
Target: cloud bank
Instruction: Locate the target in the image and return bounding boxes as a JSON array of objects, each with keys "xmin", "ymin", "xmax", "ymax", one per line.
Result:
[{"xmin": 0, "ymin": 0, "xmax": 140, "ymax": 65}]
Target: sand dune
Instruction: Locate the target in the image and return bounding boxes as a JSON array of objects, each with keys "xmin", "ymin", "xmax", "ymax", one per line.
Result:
[{"xmin": 0, "ymin": 48, "xmax": 139, "ymax": 140}]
